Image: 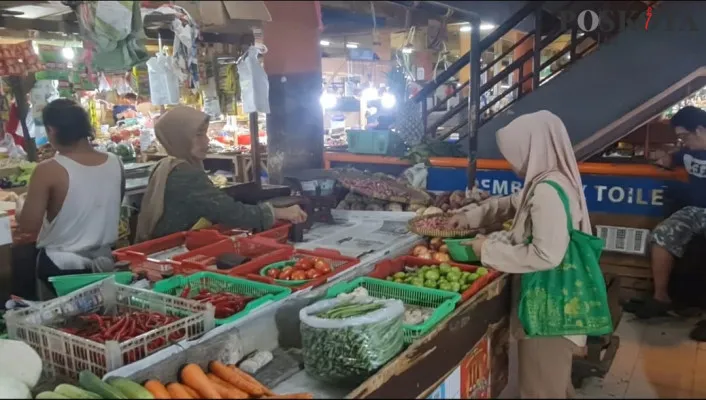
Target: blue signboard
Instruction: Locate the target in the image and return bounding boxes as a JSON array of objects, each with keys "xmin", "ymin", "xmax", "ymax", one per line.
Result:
[
  {"xmin": 329, "ymin": 161, "xmax": 676, "ymax": 217},
  {"xmin": 427, "ymin": 167, "xmax": 671, "ymax": 217}
]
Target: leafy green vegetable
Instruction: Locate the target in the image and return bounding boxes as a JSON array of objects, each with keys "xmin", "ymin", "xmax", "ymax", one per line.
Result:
[{"xmin": 301, "ymin": 299, "xmax": 404, "ymax": 385}]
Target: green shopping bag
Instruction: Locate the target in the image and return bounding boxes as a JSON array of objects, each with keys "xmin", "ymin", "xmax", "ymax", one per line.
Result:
[{"xmin": 518, "ymin": 181, "xmax": 613, "ymax": 337}]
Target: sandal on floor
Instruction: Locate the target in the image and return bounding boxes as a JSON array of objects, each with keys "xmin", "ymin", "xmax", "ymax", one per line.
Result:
[
  {"xmin": 634, "ymin": 298, "xmax": 673, "ymax": 319},
  {"xmin": 622, "ymin": 298, "xmax": 646, "ymax": 314}
]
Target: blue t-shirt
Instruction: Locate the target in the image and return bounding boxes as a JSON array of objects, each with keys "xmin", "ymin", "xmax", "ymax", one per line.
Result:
[{"xmin": 673, "ymin": 150, "xmax": 706, "ymax": 208}]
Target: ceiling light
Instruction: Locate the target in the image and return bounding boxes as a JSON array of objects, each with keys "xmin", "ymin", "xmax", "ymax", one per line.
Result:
[
  {"xmin": 381, "ymin": 93, "xmax": 396, "ymax": 109},
  {"xmin": 320, "ymin": 92, "xmax": 338, "ymax": 110},
  {"xmin": 361, "ymin": 87, "xmax": 379, "ymax": 101},
  {"xmin": 320, "ymin": 40, "xmax": 330, "ymax": 46},
  {"xmin": 346, "ymin": 43, "xmax": 358, "ymax": 49},
  {"xmin": 459, "ymin": 22, "xmax": 496, "ymax": 33},
  {"xmin": 401, "ymin": 44, "xmax": 414, "ymax": 54},
  {"xmin": 61, "ymin": 47, "xmax": 74, "ymax": 60},
  {"xmin": 480, "ymin": 23, "xmax": 496, "ymax": 31}
]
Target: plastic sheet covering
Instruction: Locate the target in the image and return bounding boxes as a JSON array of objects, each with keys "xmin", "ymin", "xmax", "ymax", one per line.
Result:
[
  {"xmin": 238, "ymin": 45, "xmax": 270, "ymax": 114},
  {"xmin": 300, "ymin": 297, "xmax": 404, "ymax": 386},
  {"xmin": 146, "ymin": 54, "xmax": 181, "ymax": 105}
]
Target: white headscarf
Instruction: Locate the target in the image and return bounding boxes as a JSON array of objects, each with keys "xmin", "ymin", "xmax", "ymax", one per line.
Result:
[{"xmin": 496, "ymin": 110, "xmax": 592, "ymax": 234}]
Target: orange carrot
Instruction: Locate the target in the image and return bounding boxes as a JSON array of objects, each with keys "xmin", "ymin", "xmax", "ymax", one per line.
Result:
[
  {"xmin": 264, "ymin": 394, "xmax": 314, "ymax": 400},
  {"xmin": 210, "ymin": 361, "xmax": 264, "ymax": 397},
  {"xmin": 206, "ymin": 374, "xmax": 249, "ymax": 399},
  {"xmin": 166, "ymin": 383, "xmax": 193, "ymax": 399},
  {"xmin": 144, "ymin": 380, "xmax": 171, "ymax": 399},
  {"xmin": 229, "ymin": 364, "xmax": 275, "ymax": 396},
  {"xmin": 182, "ymin": 385, "xmax": 199, "ymax": 398},
  {"xmin": 180, "ymin": 363, "xmax": 222, "ymax": 399}
]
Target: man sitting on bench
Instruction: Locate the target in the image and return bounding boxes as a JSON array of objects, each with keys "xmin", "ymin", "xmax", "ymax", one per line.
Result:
[{"xmin": 631, "ymin": 106, "xmax": 706, "ymax": 321}]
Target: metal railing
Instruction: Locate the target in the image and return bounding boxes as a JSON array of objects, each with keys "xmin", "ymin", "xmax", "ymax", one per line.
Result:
[{"xmin": 407, "ymin": 1, "xmax": 635, "ymax": 185}]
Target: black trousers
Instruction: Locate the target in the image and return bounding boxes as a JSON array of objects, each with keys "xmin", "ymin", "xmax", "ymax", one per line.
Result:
[{"xmin": 36, "ymin": 249, "xmax": 90, "ymax": 296}]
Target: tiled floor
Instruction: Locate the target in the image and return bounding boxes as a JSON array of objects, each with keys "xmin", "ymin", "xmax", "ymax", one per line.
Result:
[
  {"xmin": 577, "ymin": 313, "xmax": 706, "ymax": 399},
  {"xmin": 500, "ymin": 313, "xmax": 706, "ymax": 399}
]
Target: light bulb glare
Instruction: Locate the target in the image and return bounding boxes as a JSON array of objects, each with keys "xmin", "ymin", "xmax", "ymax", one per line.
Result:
[
  {"xmin": 62, "ymin": 47, "xmax": 75, "ymax": 60},
  {"xmin": 381, "ymin": 93, "xmax": 396, "ymax": 109},
  {"xmin": 320, "ymin": 40, "xmax": 330, "ymax": 46},
  {"xmin": 320, "ymin": 92, "xmax": 337, "ymax": 110},
  {"xmin": 361, "ymin": 87, "xmax": 379, "ymax": 102}
]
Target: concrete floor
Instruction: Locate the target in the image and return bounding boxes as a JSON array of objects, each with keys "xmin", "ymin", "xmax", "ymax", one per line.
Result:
[{"xmin": 501, "ymin": 313, "xmax": 706, "ymax": 399}]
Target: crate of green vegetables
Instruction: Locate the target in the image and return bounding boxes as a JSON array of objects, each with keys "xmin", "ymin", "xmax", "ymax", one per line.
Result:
[
  {"xmin": 368, "ymin": 256, "xmax": 500, "ymax": 302},
  {"xmin": 300, "ymin": 297, "xmax": 405, "ymax": 386},
  {"xmin": 325, "ymin": 277, "xmax": 460, "ymax": 344}
]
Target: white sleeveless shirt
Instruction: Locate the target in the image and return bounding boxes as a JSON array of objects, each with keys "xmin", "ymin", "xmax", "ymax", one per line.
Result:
[{"xmin": 37, "ymin": 152, "xmax": 122, "ymax": 270}]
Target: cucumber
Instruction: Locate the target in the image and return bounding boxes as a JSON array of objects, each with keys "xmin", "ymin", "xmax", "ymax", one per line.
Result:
[
  {"xmin": 79, "ymin": 370, "xmax": 126, "ymax": 399},
  {"xmin": 35, "ymin": 392, "xmax": 69, "ymax": 400},
  {"xmin": 107, "ymin": 377, "xmax": 154, "ymax": 399},
  {"xmin": 54, "ymin": 384, "xmax": 102, "ymax": 399}
]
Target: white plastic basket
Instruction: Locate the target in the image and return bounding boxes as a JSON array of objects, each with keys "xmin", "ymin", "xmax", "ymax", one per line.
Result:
[{"xmin": 5, "ymin": 277, "xmax": 215, "ymax": 378}]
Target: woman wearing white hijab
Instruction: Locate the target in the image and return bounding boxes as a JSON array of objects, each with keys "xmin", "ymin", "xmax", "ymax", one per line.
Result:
[{"xmin": 448, "ymin": 110, "xmax": 592, "ymax": 398}]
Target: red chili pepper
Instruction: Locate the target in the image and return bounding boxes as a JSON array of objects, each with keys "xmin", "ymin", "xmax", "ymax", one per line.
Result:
[
  {"xmin": 180, "ymin": 285, "xmax": 191, "ymax": 298},
  {"xmin": 104, "ymin": 317, "xmax": 127, "ymax": 339},
  {"xmin": 215, "ymin": 306, "xmax": 236, "ymax": 319}
]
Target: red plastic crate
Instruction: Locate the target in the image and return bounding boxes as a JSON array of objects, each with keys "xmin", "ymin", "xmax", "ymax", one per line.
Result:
[
  {"xmin": 368, "ymin": 256, "xmax": 501, "ymax": 303},
  {"xmin": 173, "ymin": 236, "xmax": 292, "ymax": 275},
  {"xmin": 228, "ymin": 243, "xmax": 360, "ymax": 291},
  {"xmin": 252, "ymin": 221, "xmax": 292, "ymax": 244},
  {"xmin": 113, "ymin": 230, "xmax": 228, "ymax": 278},
  {"xmin": 195, "ymin": 224, "xmax": 251, "ymax": 238}
]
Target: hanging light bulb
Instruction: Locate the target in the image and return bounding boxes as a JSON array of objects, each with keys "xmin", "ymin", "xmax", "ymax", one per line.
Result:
[
  {"xmin": 381, "ymin": 92, "xmax": 396, "ymax": 109},
  {"xmin": 361, "ymin": 87, "xmax": 379, "ymax": 102},
  {"xmin": 62, "ymin": 47, "xmax": 75, "ymax": 60},
  {"xmin": 320, "ymin": 92, "xmax": 338, "ymax": 110}
]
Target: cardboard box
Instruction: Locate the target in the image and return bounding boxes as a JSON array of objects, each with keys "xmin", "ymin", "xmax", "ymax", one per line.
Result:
[{"xmin": 176, "ymin": 1, "xmax": 271, "ymax": 34}]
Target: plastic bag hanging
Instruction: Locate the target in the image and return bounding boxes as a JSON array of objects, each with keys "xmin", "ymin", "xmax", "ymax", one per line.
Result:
[
  {"xmin": 146, "ymin": 53, "xmax": 180, "ymax": 106},
  {"xmin": 237, "ymin": 45, "xmax": 270, "ymax": 114}
]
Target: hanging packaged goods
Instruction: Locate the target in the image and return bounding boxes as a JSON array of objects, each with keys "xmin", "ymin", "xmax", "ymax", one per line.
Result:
[{"xmin": 0, "ymin": 41, "xmax": 44, "ymax": 77}]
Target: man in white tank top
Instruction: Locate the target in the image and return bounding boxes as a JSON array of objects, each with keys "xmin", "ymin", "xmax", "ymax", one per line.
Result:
[{"xmin": 17, "ymin": 99, "xmax": 125, "ymax": 297}]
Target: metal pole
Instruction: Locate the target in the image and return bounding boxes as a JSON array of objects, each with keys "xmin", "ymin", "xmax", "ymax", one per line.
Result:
[
  {"xmin": 533, "ymin": 7, "xmax": 543, "ymax": 90},
  {"xmin": 467, "ymin": 16, "xmax": 481, "ymax": 189},
  {"xmin": 249, "ymin": 112, "xmax": 262, "ymax": 188}
]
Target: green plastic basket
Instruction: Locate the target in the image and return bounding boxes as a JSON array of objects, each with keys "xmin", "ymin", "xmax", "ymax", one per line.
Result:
[
  {"xmin": 443, "ymin": 238, "xmax": 479, "ymax": 263},
  {"xmin": 259, "ymin": 260, "xmax": 314, "ymax": 287},
  {"xmin": 49, "ymin": 272, "xmax": 134, "ymax": 297},
  {"xmin": 153, "ymin": 272, "xmax": 292, "ymax": 326},
  {"xmin": 325, "ymin": 277, "xmax": 460, "ymax": 344}
]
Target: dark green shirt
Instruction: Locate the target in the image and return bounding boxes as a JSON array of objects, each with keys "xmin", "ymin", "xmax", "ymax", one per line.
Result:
[{"xmin": 151, "ymin": 163, "xmax": 275, "ymax": 238}]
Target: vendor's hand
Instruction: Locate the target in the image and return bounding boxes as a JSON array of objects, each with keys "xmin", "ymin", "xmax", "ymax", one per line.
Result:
[
  {"xmin": 462, "ymin": 235, "xmax": 487, "ymax": 257},
  {"xmin": 274, "ymin": 205, "xmax": 308, "ymax": 224},
  {"xmin": 447, "ymin": 212, "xmax": 472, "ymax": 229}
]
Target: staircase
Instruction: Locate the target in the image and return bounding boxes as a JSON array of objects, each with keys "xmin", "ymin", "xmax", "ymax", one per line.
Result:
[{"xmin": 411, "ymin": 1, "xmax": 706, "ymax": 167}]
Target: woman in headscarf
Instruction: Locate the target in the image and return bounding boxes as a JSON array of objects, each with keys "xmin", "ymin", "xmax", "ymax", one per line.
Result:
[
  {"xmin": 448, "ymin": 110, "xmax": 592, "ymax": 398},
  {"xmin": 135, "ymin": 106, "xmax": 306, "ymax": 242}
]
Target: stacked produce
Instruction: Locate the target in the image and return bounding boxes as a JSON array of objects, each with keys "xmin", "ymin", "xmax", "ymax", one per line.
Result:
[
  {"xmin": 262, "ymin": 257, "xmax": 333, "ymax": 282},
  {"xmin": 336, "ymin": 192, "xmax": 408, "ymax": 212},
  {"xmin": 384, "ymin": 262, "xmax": 489, "ymax": 294},
  {"xmin": 140, "ymin": 362, "xmax": 311, "ymax": 400},
  {"xmin": 413, "ymin": 188, "xmax": 490, "ymax": 216},
  {"xmin": 56, "ymin": 311, "xmax": 185, "ymax": 348},
  {"xmin": 0, "ymin": 161, "xmax": 35, "ymax": 189},
  {"xmin": 0, "ymin": 339, "xmax": 42, "ymax": 399},
  {"xmin": 410, "ymin": 238, "xmax": 450, "ymax": 261},
  {"xmin": 179, "ymin": 287, "xmax": 253, "ymax": 319},
  {"xmin": 335, "ymin": 286, "xmax": 434, "ymax": 326},
  {"xmin": 300, "ymin": 297, "xmax": 405, "ymax": 385}
]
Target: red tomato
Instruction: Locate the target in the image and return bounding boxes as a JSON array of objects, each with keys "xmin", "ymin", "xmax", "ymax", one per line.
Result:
[
  {"xmin": 291, "ymin": 270, "xmax": 308, "ymax": 281},
  {"xmin": 266, "ymin": 268, "xmax": 280, "ymax": 279},
  {"xmin": 314, "ymin": 259, "xmax": 332, "ymax": 274},
  {"xmin": 306, "ymin": 269, "xmax": 321, "ymax": 279},
  {"xmin": 281, "ymin": 266, "xmax": 294, "ymax": 274},
  {"xmin": 279, "ymin": 269, "xmax": 293, "ymax": 280},
  {"xmin": 301, "ymin": 258, "xmax": 316, "ymax": 270}
]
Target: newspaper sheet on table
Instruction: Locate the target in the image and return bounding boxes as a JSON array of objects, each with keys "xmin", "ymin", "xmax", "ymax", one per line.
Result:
[{"xmin": 297, "ymin": 210, "xmax": 419, "ymax": 261}]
